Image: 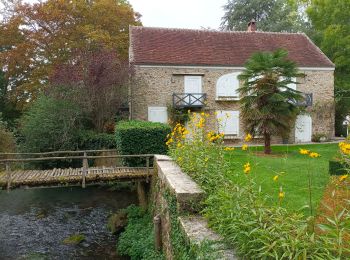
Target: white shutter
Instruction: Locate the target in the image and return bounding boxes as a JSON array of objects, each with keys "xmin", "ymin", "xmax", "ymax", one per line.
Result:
[
  {"xmin": 184, "ymin": 76, "xmax": 203, "ymax": 105},
  {"xmin": 217, "ymin": 110, "xmax": 239, "ymax": 135},
  {"xmin": 148, "ymin": 107, "xmax": 168, "ymax": 123},
  {"xmin": 280, "ymin": 77, "xmax": 297, "ymax": 91},
  {"xmin": 216, "ymin": 73, "xmax": 240, "ymax": 98},
  {"xmin": 295, "ymin": 115, "xmax": 312, "ymax": 143},
  {"xmin": 287, "ymin": 77, "xmax": 297, "ymax": 90}
]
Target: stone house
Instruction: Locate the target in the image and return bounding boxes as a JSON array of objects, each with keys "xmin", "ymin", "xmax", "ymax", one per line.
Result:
[{"xmin": 128, "ymin": 24, "xmax": 335, "ymax": 143}]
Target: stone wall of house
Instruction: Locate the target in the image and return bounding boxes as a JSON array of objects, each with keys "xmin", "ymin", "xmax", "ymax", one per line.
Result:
[
  {"xmin": 151, "ymin": 155, "xmax": 237, "ymax": 259},
  {"xmin": 131, "ymin": 66, "xmax": 334, "ymax": 143},
  {"xmin": 298, "ymin": 70, "xmax": 335, "ymax": 139}
]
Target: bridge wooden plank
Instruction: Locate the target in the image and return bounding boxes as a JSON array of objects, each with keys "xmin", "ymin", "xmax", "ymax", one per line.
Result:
[{"xmin": 0, "ymin": 166, "xmax": 151, "ymax": 189}]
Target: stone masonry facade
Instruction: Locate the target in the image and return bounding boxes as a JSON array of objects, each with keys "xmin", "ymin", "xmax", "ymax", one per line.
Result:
[{"xmin": 130, "ymin": 66, "xmax": 335, "ymax": 143}]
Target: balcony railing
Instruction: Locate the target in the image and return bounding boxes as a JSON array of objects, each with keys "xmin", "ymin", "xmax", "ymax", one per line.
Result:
[
  {"xmin": 289, "ymin": 93, "xmax": 313, "ymax": 107},
  {"xmin": 173, "ymin": 93, "xmax": 207, "ymax": 108}
]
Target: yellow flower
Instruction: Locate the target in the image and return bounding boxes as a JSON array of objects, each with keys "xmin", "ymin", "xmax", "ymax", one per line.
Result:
[
  {"xmin": 196, "ymin": 118, "xmax": 205, "ymax": 128},
  {"xmin": 309, "ymin": 152, "xmax": 320, "ymax": 158},
  {"xmin": 299, "ymin": 149, "xmax": 310, "ymax": 155},
  {"xmin": 204, "ymin": 158, "xmax": 209, "ymax": 162},
  {"xmin": 224, "ymin": 147, "xmax": 235, "ymax": 151},
  {"xmin": 273, "ymin": 175, "xmax": 279, "ymax": 182},
  {"xmin": 166, "ymin": 138, "xmax": 173, "ymax": 146},
  {"xmin": 339, "ymin": 142, "xmax": 350, "ymax": 155},
  {"xmin": 244, "ymin": 134, "xmax": 253, "ymax": 142},
  {"xmin": 201, "ymin": 112, "xmax": 205, "ymax": 116},
  {"xmin": 278, "ymin": 191, "xmax": 285, "ymax": 199},
  {"xmin": 339, "ymin": 174, "xmax": 348, "ymax": 182},
  {"xmin": 177, "ymin": 143, "xmax": 182, "ymax": 148},
  {"xmin": 243, "ymin": 162, "xmax": 251, "ymax": 174},
  {"xmin": 242, "ymin": 144, "xmax": 248, "ymax": 151}
]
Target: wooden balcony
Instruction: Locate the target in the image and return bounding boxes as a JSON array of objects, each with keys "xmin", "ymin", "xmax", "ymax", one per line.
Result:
[
  {"xmin": 289, "ymin": 93, "xmax": 313, "ymax": 107},
  {"xmin": 172, "ymin": 93, "xmax": 207, "ymax": 108}
]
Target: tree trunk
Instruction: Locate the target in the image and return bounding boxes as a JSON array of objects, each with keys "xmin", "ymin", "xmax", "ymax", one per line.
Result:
[{"xmin": 264, "ymin": 133, "xmax": 271, "ymax": 154}]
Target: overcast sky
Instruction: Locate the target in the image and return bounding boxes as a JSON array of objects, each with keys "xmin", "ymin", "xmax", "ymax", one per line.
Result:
[
  {"xmin": 129, "ymin": 0, "xmax": 227, "ymax": 29},
  {"xmin": 18, "ymin": 0, "xmax": 227, "ymax": 29}
]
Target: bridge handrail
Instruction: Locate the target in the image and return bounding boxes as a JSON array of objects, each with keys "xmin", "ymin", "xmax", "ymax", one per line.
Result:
[
  {"xmin": 0, "ymin": 154, "xmax": 154, "ymax": 163},
  {"xmin": 0, "ymin": 153, "xmax": 154, "ymax": 191},
  {"xmin": 0, "ymin": 149, "xmax": 119, "ymax": 157}
]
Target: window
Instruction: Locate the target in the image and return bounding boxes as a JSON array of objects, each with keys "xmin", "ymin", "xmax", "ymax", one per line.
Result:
[
  {"xmin": 280, "ymin": 77, "xmax": 297, "ymax": 91},
  {"xmin": 216, "ymin": 110, "xmax": 239, "ymax": 136},
  {"xmin": 216, "ymin": 73, "xmax": 240, "ymax": 100},
  {"xmin": 148, "ymin": 107, "xmax": 168, "ymax": 123},
  {"xmin": 184, "ymin": 76, "xmax": 203, "ymax": 105}
]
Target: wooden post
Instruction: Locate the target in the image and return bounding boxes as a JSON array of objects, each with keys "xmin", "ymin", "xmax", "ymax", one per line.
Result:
[
  {"xmin": 82, "ymin": 152, "xmax": 88, "ymax": 188},
  {"xmin": 153, "ymin": 214, "xmax": 162, "ymax": 251},
  {"xmin": 137, "ymin": 181, "xmax": 147, "ymax": 210},
  {"xmin": 6, "ymin": 162, "xmax": 11, "ymax": 192},
  {"xmin": 146, "ymin": 156, "xmax": 150, "ymax": 182}
]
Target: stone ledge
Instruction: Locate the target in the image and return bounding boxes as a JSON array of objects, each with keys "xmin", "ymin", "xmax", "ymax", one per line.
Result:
[
  {"xmin": 154, "ymin": 154, "xmax": 173, "ymax": 161},
  {"xmin": 155, "ymin": 155, "xmax": 204, "ymax": 212},
  {"xmin": 179, "ymin": 216, "xmax": 238, "ymax": 259}
]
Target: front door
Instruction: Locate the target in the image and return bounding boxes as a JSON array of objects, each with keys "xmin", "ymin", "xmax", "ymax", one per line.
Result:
[
  {"xmin": 184, "ymin": 76, "xmax": 202, "ymax": 105},
  {"xmin": 295, "ymin": 115, "xmax": 312, "ymax": 143}
]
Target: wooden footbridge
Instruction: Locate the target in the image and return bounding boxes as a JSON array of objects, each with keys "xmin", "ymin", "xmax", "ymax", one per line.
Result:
[{"xmin": 0, "ymin": 150, "xmax": 154, "ymax": 191}]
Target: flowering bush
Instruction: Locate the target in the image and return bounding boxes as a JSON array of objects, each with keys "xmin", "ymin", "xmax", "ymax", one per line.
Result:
[
  {"xmin": 166, "ymin": 112, "xmax": 348, "ymax": 258},
  {"xmin": 339, "ymin": 139, "xmax": 350, "ymax": 173}
]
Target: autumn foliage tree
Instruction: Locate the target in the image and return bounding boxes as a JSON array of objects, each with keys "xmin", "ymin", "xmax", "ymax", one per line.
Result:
[
  {"xmin": 0, "ymin": 0, "xmax": 140, "ymax": 109},
  {"xmin": 49, "ymin": 49, "xmax": 131, "ymax": 132}
]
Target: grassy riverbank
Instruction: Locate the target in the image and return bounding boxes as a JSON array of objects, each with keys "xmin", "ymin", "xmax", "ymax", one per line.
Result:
[
  {"xmin": 167, "ymin": 113, "xmax": 349, "ymax": 258},
  {"xmin": 224, "ymin": 143, "xmax": 338, "ymax": 214}
]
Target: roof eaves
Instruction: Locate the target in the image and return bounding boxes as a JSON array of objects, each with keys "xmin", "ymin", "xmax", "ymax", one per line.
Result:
[{"xmin": 301, "ymin": 33, "xmax": 335, "ymax": 68}]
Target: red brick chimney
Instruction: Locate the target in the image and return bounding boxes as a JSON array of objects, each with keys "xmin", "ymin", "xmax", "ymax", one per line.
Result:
[{"xmin": 247, "ymin": 19, "xmax": 256, "ymax": 32}]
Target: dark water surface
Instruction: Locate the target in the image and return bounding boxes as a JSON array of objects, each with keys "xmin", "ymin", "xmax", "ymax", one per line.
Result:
[{"xmin": 0, "ymin": 186, "xmax": 137, "ymax": 259}]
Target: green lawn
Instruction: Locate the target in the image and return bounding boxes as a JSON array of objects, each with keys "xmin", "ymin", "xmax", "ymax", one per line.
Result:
[{"xmin": 224, "ymin": 143, "xmax": 338, "ymax": 215}]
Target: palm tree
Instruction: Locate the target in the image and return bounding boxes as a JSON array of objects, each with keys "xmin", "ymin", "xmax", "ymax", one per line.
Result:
[{"xmin": 238, "ymin": 49, "xmax": 304, "ymax": 154}]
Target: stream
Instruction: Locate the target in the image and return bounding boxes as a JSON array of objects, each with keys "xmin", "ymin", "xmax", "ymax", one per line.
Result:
[{"xmin": 0, "ymin": 185, "xmax": 137, "ymax": 259}]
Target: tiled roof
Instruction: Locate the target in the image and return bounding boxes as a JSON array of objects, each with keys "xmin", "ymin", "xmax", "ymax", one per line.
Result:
[{"xmin": 129, "ymin": 26, "xmax": 334, "ymax": 68}]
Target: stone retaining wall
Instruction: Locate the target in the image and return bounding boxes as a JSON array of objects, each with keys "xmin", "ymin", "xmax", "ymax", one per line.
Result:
[{"xmin": 152, "ymin": 154, "xmax": 237, "ymax": 259}]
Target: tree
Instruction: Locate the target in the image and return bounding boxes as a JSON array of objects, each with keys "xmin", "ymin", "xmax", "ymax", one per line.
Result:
[
  {"xmin": 0, "ymin": 114, "xmax": 16, "ymax": 153},
  {"xmin": 307, "ymin": 0, "xmax": 350, "ymax": 136},
  {"xmin": 0, "ymin": 68, "xmax": 21, "ymax": 128},
  {"xmin": 238, "ymin": 49, "xmax": 303, "ymax": 154},
  {"xmin": 49, "ymin": 49, "xmax": 131, "ymax": 132},
  {"xmin": 0, "ymin": 0, "xmax": 141, "ymax": 109},
  {"xmin": 221, "ymin": 0, "xmax": 309, "ymax": 32}
]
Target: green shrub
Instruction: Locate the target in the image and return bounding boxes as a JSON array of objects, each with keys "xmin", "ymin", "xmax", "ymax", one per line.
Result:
[
  {"xmin": 20, "ymin": 95, "xmax": 83, "ymax": 153},
  {"xmin": 117, "ymin": 205, "xmax": 164, "ymax": 260},
  {"xmin": 115, "ymin": 120, "xmax": 171, "ymax": 166},
  {"xmin": 312, "ymin": 133, "xmax": 329, "ymax": 142},
  {"xmin": 329, "ymin": 159, "xmax": 347, "ymax": 175},
  {"xmin": 167, "ymin": 105, "xmax": 190, "ymax": 126},
  {"xmin": 75, "ymin": 130, "xmax": 115, "ymax": 150}
]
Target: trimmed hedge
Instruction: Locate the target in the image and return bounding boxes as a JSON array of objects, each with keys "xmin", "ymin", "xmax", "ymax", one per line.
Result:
[
  {"xmin": 329, "ymin": 159, "xmax": 347, "ymax": 175},
  {"xmin": 115, "ymin": 120, "xmax": 171, "ymax": 166}
]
